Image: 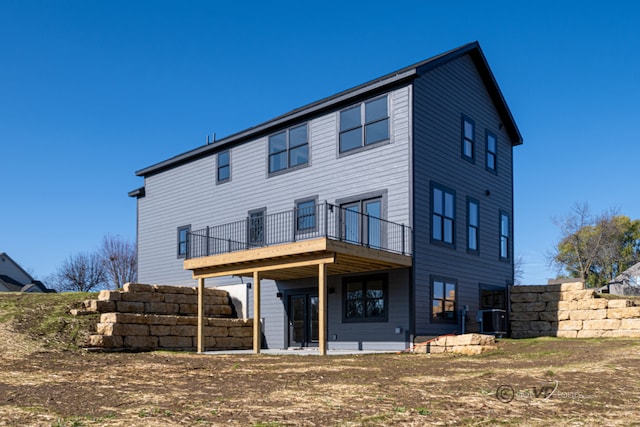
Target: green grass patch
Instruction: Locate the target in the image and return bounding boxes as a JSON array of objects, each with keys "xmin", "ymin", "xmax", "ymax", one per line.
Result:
[{"xmin": 0, "ymin": 292, "xmax": 99, "ymax": 350}]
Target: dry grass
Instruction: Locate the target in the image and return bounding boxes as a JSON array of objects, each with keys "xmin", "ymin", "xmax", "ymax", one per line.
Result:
[{"xmin": 0, "ymin": 293, "xmax": 639, "ymax": 426}]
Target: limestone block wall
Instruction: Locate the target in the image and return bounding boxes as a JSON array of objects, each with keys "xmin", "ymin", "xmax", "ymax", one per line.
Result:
[
  {"xmin": 511, "ymin": 281, "xmax": 640, "ymax": 338},
  {"xmin": 75, "ymin": 283, "xmax": 253, "ymax": 351},
  {"xmin": 414, "ymin": 333, "xmax": 497, "ymax": 355}
]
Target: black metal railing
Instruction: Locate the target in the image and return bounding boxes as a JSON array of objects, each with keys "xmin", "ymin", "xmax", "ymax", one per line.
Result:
[{"xmin": 186, "ymin": 202, "xmax": 412, "ymax": 259}]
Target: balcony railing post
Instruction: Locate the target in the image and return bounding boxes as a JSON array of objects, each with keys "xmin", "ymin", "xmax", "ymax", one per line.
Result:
[
  {"xmin": 206, "ymin": 226, "xmax": 210, "ymax": 256},
  {"xmin": 401, "ymin": 223, "xmax": 406, "ymax": 255},
  {"xmin": 324, "ymin": 202, "xmax": 329, "ymax": 238}
]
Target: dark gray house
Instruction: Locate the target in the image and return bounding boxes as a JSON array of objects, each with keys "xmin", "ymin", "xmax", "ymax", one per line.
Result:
[{"xmin": 130, "ymin": 42, "xmax": 522, "ymax": 353}]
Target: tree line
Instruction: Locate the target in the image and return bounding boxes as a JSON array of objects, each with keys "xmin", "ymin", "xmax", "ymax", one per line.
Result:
[
  {"xmin": 52, "ymin": 234, "xmax": 137, "ymax": 292},
  {"xmin": 550, "ymin": 202, "xmax": 640, "ymax": 288}
]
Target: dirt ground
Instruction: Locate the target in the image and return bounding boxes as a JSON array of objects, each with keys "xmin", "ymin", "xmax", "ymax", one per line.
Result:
[{"xmin": 1, "ymin": 320, "xmax": 640, "ymax": 427}]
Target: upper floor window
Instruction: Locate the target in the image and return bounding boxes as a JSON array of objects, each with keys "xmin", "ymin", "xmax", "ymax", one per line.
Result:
[
  {"xmin": 432, "ymin": 183, "xmax": 455, "ymax": 246},
  {"xmin": 432, "ymin": 277, "xmax": 457, "ymax": 322},
  {"xmin": 343, "ymin": 274, "xmax": 388, "ymax": 322},
  {"xmin": 486, "ymin": 131, "xmax": 497, "ymax": 172},
  {"xmin": 269, "ymin": 124, "xmax": 309, "ymax": 174},
  {"xmin": 296, "ymin": 198, "xmax": 316, "ymax": 233},
  {"xmin": 217, "ymin": 150, "xmax": 230, "ymax": 183},
  {"xmin": 467, "ymin": 198, "xmax": 479, "ymax": 253},
  {"xmin": 248, "ymin": 208, "xmax": 266, "ymax": 247},
  {"xmin": 339, "ymin": 95, "xmax": 389, "ymax": 153},
  {"xmin": 462, "ymin": 116, "xmax": 475, "ymax": 161},
  {"xmin": 177, "ymin": 225, "xmax": 190, "ymax": 258},
  {"xmin": 500, "ymin": 211, "xmax": 510, "ymax": 260}
]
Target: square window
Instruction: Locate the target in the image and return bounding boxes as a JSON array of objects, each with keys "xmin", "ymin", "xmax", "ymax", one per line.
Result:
[
  {"xmin": 339, "ymin": 95, "xmax": 389, "ymax": 153},
  {"xmin": 268, "ymin": 125, "xmax": 309, "ymax": 174},
  {"xmin": 343, "ymin": 275, "xmax": 388, "ymax": 322}
]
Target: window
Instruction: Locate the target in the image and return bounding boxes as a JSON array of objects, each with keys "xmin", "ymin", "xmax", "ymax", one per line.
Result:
[
  {"xmin": 432, "ymin": 277, "xmax": 457, "ymax": 322},
  {"xmin": 177, "ymin": 225, "xmax": 190, "ymax": 258},
  {"xmin": 296, "ymin": 198, "xmax": 316, "ymax": 232},
  {"xmin": 343, "ymin": 274, "xmax": 388, "ymax": 322},
  {"xmin": 500, "ymin": 211, "xmax": 510, "ymax": 260},
  {"xmin": 341, "ymin": 197, "xmax": 383, "ymax": 248},
  {"xmin": 432, "ymin": 183, "xmax": 455, "ymax": 245},
  {"xmin": 486, "ymin": 131, "xmax": 497, "ymax": 172},
  {"xmin": 339, "ymin": 95, "xmax": 389, "ymax": 153},
  {"xmin": 248, "ymin": 209, "xmax": 265, "ymax": 246},
  {"xmin": 479, "ymin": 284, "xmax": 506, "ymax": 309},
  {"xmin": 217, "ymin": 150, "xmax": 230, "ymax": 183},
  {"xmin": 269, "ymin": 124, "xmax": 309, "ymax": 174},
  {"xmin": 462, "ymin": 116, "xmax": 475, "ymax": 161},
  {"xmin": 467, "ymin": 198, "xmax": 479, "ymax": 253}
]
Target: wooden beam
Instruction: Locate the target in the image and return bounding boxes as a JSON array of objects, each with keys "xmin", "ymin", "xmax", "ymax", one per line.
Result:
[
  {"xmin": 326, "ymin": 239, "xmax": 412, "ymax": 266},
  {"xmin": 184, "ymin": 238, "xmax": 329, "ymax": 270},
  {"xmin": 197, "ymin": 277, "xmax": 205, "ymax": 353},
  {"xmin": 192, "ymin": 254, "xmax": 336, "ymax": 279},
  {"xmin": 253, "ymin": 271, "xmax": 261, "ymax": 354},
  {"xmin": 318, "ymin": 263, "xmax": 327, "ymax": 356}
]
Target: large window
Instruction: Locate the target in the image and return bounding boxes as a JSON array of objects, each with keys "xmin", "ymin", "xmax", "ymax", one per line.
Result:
[
  {"xmin": 296, "ymin": 198, "xmax": 316, "ymax": 233},
  {"xmin": 177, "ymin": 225, "xmax": 190, "ymax": 258},
  {"xmin": 343, "ymin": 274, "xmax": 388, "ymax": 322},
  {"xmin": 432, "ymin": 277, "xmax": 457, "ymax": 322},
  {"xmin": 269, "ymin": 124, "xmax": 309, "ymax": 174},
  {"xmin": 432, "ymin": 183, "xmax": 455, "ymax": 246},
  {"xmin": 217, "ymin": 150, "xmax": 230, "ymax": 183},
  {"xmin": 486, "ymin": 131, "xmax": 497, "ymax": 172},
  {"xmin": 341, "ymin": 197, "xmax": 383, "ymax": 248},
  {"xmin": 462, "ymin": 116, "xmax": 475, "ymax": 161},
  {"xmin": 467, "ymin": 198, "xmax": 479, "ymax": 253},
  {"xmin": 339, "ymin": 95, "xmax": 389, "ymax": 153},
  {"xmin": 500, "ymin": 211, "xmax": 510, "ymax": 260}
]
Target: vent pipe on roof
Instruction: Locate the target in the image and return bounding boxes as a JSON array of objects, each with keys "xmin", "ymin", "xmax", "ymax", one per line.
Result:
[{"xmin": 206, "ymin": 133, "xmax": 216, "ymax": 145}]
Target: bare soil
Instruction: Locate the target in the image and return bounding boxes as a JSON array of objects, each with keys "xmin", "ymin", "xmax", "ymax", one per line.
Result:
[{"xmin": 1, "ymin": 295, "xmax": 639, "ymax": 426}]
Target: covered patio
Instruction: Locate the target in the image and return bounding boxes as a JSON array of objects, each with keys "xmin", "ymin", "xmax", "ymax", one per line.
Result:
[{"xmin": 183, "ymin": 203, "xmax": 412, "ymax": 355}]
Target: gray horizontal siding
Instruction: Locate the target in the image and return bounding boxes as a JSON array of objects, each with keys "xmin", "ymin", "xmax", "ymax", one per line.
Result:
[
  {"xmin": 412, "ymin": 53, "xmax": 514, "ymax": 336},
  {"xmin": 137, "ymin": 86, "xmax": 412, "ymax": 287}
]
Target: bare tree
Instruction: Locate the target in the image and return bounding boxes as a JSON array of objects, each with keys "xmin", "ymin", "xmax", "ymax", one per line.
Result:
[
  {"xmin": 514, "ymin": 254, "xmax": 525, "ymax": 285},
  {"xmin": 100, "ymin": 234, "xmax": 137, "ymax": 289},
  {"xmin": 54, "ymin": 252, "xmax": 106, "ymax": 292}
]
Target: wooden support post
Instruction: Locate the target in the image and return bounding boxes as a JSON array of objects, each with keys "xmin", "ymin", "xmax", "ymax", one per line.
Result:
[
  {"xmin": 197, "ymin": 277, "xmax": 205, "ymax": 353},
  {"xmin": 253, "ymin": 271, "xmax": 261, "ymax": 354},
  {"xmin": 318, "ymin": 262, "xmax": 327, "ymax": 355}
]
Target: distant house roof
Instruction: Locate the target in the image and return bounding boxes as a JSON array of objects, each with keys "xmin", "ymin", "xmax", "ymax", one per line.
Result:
[
  {"xmin": 0, "ymin": 275, "xmax": 24, "ymax": 292},
  {"xmin": 611, "ymin": 262, "xmax": 640, "ymax": 286},
  {"xmin": 134, "ymin": 41, "xmax": 522, "ymax": 179},
  {"xmin": 0, "ymin": 252, "xmax": 55, "ymax": 293}
]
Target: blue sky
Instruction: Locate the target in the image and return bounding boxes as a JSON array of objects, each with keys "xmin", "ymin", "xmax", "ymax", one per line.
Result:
[{"xmin": 1, "ymin": 1, "xmax": 639, "ymax": 285}]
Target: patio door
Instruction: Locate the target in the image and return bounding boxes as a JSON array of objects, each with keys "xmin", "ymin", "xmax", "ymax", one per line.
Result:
[
  {"xmin": 288, "ymin": 293, "xmax": 319, "ymax": 347},
  {"xmin": 341, "ymin": 198, "xmax": 382, "ymax": 247}
]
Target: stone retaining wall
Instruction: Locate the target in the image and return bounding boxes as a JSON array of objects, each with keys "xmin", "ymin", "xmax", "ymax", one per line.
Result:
[
  {"xmin": 414, "ymin": 334, "xmax": 497, "ymax": 355},
  {"xmin": 511, "ymin": 281, "xmax": 640, "ymax": 338},
  {"xmin": 74, "ymin": 283, "xmax": 253, "ymax": 351}
]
